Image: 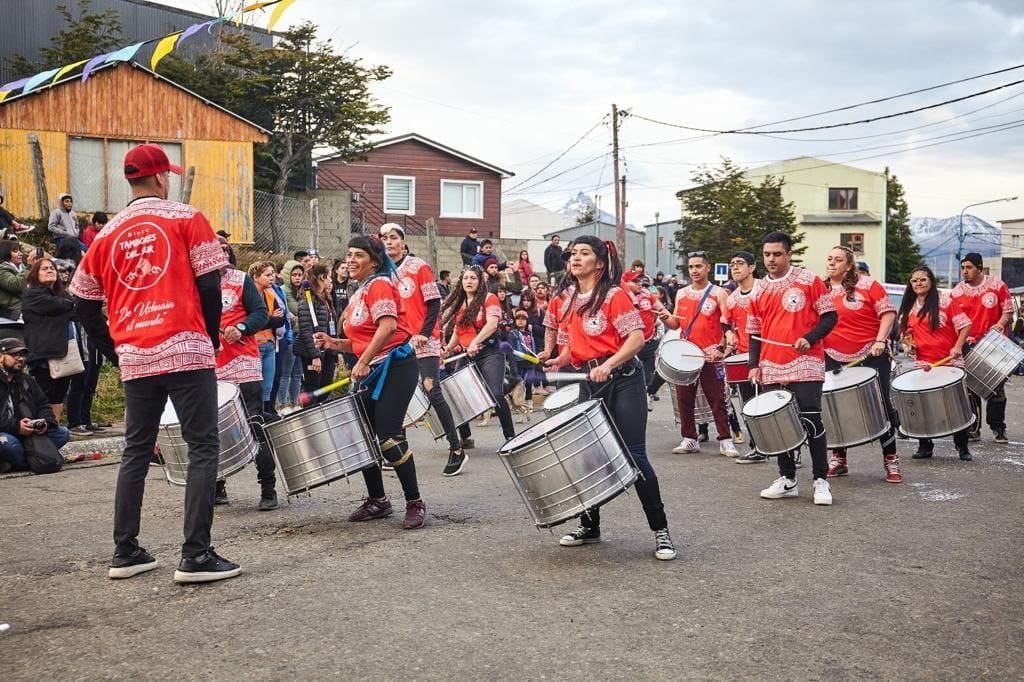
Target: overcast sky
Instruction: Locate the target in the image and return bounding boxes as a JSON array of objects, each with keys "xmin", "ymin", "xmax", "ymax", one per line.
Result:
[{"xmin": 174, "ymin": 0, "xmax": 1024, "ymax": 226}]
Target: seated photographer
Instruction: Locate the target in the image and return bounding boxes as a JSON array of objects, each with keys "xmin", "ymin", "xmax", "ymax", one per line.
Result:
[{"xmin": 0, "ymin": 337, "xmax": 70, "ymax": 474}]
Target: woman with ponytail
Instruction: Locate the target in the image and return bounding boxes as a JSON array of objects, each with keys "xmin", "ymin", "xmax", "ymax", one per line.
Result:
[
  {"xmin": 313, "ymin": 234, "xmax": 426, "ymax": 530},
  {"xmin": 823, "ymin": 245, "xmax": 902, "ymax": 483},
  {"xmin": 440, "ymin": 265, "xmax": 517, "ymax": 443},
  {"xmin": 542, "ymin": 235, "xmax": 677, "ymax": 561}
]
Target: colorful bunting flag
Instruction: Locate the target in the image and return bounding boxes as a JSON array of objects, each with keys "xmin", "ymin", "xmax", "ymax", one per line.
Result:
[
  {"xmin": 52, "ymin": 59, "xmax": 89, "ymax": 83},
  {"xmin": 151, "ymin": 32, "xmax": 182, "ymax": 70},
  {"xmin": 80, "ymin": 53, "xmax": 108, "ymax": 82},
  {"xmin": 22, "ymin": 68, "xmax": 61, "ymax": 94},
  {"xmin": 268, "ymin": 0, "xmax": 296, "ymax": 31},
  {"xmin": 179, "ymin": 20, "xmax": 212, "ymax": 44},
  {"xmin": 103, "ymin": 42, "xmax": 145, "ymax": 65}
]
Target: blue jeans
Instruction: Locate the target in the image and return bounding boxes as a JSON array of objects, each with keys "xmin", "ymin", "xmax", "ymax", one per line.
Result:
[
  {"xmin": 258, "ymin": 341, "xmax": 276, "ymax": 403},
  {"xmin": 0, "ymin": 427, "xmax": 71, "ymax": 469},
  {"xmin": 279, "ymin": 343, "xmax": 303, "ymax": 406}
]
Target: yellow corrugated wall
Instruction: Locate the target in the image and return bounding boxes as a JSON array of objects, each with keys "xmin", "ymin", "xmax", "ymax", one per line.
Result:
[
  {"xmin": 184, "ymin": 139, "xmax": 255, "ymax": 243},
  {"xmin": 0, "ymin": 128, "xmax": 68, "ymax": 220}
]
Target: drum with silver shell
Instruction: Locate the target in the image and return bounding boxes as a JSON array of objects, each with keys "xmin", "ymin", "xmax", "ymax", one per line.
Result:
[
  {"xmin": 890, "ymin": 366, "xmax": 974, "ymax": 438},
  {"xmin": 741, "ymin": 390, "xmax": 806, "ymax": 456},
  {"xmin": 408, "ymin": 363, "xmax": 497, "ymax": 440},
  {"xmin": 668, "ymin": 384, "xmax": 713, "ymax": 425},
  {"xmin": 822, "ymin": 366, "xmax": 889, "ymax": 449},
  {"xmin": 655, "ymin": 338, "xmax": 705, "ymax": 385},
  {"xmin": 963, "ymin": 329, "xmax": 1024, "ymax": 399},
  {"xmin": 542, "ymin": 383, "xmax": 586, "ymax": 418}
]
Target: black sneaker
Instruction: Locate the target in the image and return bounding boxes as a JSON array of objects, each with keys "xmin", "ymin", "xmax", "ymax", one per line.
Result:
[
  {"xmin": 85, "ymin": 424, "xmax": 107, "ymax": 433},
  {"xmin": 442, "ymin": 449, "xmax": 467, "ymax": 477},
  {"xmin": 173, "ymin": 548, "xmax": 241, "ymax": 584},
  {"xmin": 735, "ymin": 451, "xmax": 768, "ymax": 464},
  {"xmin": 912, "ymin": 446, "xmax": 933, "ymax": 459},
  {"xmin": 697, "ymin": 426, "xmax": 709, "ymax": 443},
  {"xmin": 994, "ymin": 430, "xmax": 1008, "ymax": 444},
  {"xmin": 968, "ymin": 430, "xmax": 981, "ymax": 443},
  {"xmin": 958, "ymin": 448, "xmax": 973, "ymax": 461},
  {"xmin": 559, "ymin": 524, "xmax": 601, "ymax": 546},
  {"xmin": 108, "ymin": 547, "xmax": 158, "ymax": 579},
  {"xmin": 214, "ymin": 481, "xmax": 229, "ymax": 505},
  {"xmin": 258, "ymin": 492, "xmax": 279, "ymax": 511}
]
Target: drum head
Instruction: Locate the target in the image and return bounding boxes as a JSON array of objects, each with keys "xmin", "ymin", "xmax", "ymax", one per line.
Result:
[
  {"xmin": 742, "ymin": 390, "xmax": 793, "ymax": 417},
  {"xmin": 661, "ymin": 328, "xmax": 681, "ymax": 345},
  {"xmin": 891, "ymin": 366, "xmax": 965, "ymax": 391},
  {"xmin": 501, "ymin": 399, "xmax": 600, "ymax": 453},
  {"xmin": 543, "ymin": 384, "xmax": 580, "ymax": 411},
  {"xmin": 724, "ymin": 352, "xmax": 749, "ymax": 366},
  {"xmin": 823, "ymin": 366, "xmax": 877, "ymax": 391},
  {"xmin": 659, "ymin": 339, "xmax": 704, "ymax": 370}
]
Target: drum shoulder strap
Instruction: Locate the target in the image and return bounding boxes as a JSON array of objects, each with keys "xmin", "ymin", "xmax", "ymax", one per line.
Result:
[{"xmin": 683, "ymin": 285, "xmax": 713, "ymax": 340}]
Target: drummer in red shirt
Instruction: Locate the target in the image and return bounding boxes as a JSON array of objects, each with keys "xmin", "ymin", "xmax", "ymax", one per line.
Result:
[
  {"xmin": 898, "ymin": 265, "xmax": 973, "ymax": 461},
  {"xmin": 620, "ymin": 270, "xmax": 664, "ymax": 410},
  {"xmin": 823, "ymin": 246, "xmax": 902, "ymax": 483},
  {"xmin": 659, "ymin": 251, "xmax": 737, "ymax": 457},
  {"xmin": 747, "ymin": 231, "xmax": 837, "ymax": 505},
  {"xmin": 723, "ymin": 250, "xmax": 764, "ymax": 464},
  {"xmin": 314, "ymin": 235, "xmax": 426, "ymax": 530},
  {"xmin": 951, "ymin": 252, "xmax": 1013, "ymax": 444},
  {"xmin": 544, "ymin": 235, "xmax": 676, "ymax": 561},
  {"xmin": 439, "ymin": 265, "xmax": 516, "ymax": 442}
]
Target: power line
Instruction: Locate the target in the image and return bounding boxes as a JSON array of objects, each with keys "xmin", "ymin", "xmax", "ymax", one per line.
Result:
[
  {"xmin": 503, "ymin": 116, "xmax": 607, "ymax": 193},
  {"xmin": 503, "ymin": 153, "xmax": 608, "ymax": 196}
]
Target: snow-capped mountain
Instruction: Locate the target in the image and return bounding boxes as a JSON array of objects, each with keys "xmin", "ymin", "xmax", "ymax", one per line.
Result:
[
  {"xmin": 559, "ymin": 192, "xmax": 617, "ymax": 226},
  {"xmin": 910, "ymin": 215, "xmax": 1001, "ymax": 275}
]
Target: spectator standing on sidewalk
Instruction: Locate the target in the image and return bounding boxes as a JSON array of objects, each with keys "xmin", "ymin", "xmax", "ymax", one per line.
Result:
[{"xmin": 543, "ymin": 235, "xmax": 564, "ymax": 284}]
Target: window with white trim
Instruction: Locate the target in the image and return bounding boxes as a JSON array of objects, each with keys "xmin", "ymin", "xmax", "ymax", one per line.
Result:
[
  {"xmin": 69, "ymin": 137, "xmax": 182, "ymax": 212},
  {"xmin": 440, "ymin": 180, "xmax": 483, "ymax": 219},
  {"xmin": 383, "ymin": 175, "xmax": 415, "ymax": 214}
]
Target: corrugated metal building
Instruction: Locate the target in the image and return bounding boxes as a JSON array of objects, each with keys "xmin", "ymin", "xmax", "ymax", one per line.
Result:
[{"xmin": 0, "ymin": 0, "xmax": 275, "ymax": 84}]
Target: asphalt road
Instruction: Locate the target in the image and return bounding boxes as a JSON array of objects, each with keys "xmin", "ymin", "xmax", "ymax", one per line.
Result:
[{"xmin": 2, "ymin": 382, "xmax": 1023, "ymax": 680}]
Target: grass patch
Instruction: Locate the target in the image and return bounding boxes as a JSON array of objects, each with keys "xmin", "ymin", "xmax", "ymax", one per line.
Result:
[{"xmin": 93, "ymin": 364, "xmax": 125, "ymax": 425}]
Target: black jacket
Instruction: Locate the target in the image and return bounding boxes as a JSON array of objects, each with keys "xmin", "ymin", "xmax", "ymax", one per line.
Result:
[
  {"xmin": 293, "ymin": 291, "xmax": 338, "ymax": 362},
  {"xmin": 22, "ymin": 285, "xmax": 77, "ymax": 362},
  {"xmin": 460, "ymin": 237, "xmax": 479, "ymax": 265},
  {"xmin": 544, "ymin": 244, "xmax": 564, "ymax": 273},
  {"xmin": 0, "ymin": 370, "xmax": 58, "ymax": 435}
]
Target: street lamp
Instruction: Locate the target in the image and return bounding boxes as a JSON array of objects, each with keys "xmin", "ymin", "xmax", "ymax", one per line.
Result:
[{"xmin": 958, "ymin": 196, "xmax": 1018, "ymax": 264}]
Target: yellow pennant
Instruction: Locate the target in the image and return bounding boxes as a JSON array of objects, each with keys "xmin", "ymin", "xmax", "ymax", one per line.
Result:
[
  {"xmin": 151, "ymin": 32, "xmax": 183, "ymax": 70},
  {"xmin": 267, "ymin": 0, "xmax": 296, "ymax": 31},
  {"xmin": 0, "ymin": 91, "xmax": 9, "ymax": 103},
  {"xmin": 53, "ymin": 59, "xmax": 89, "ymax": 83}
]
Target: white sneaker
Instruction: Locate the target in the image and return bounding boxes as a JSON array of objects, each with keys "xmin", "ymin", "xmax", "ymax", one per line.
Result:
[
  {"xmin": 672, "ymin": 438, "xmax": 700, "ymax": 454},
  {"xmin": 812, "ymin": 478, "xmax": 833, "ymax": 506},
  {"xmin": 719, "ymin": 439, "xmax": 738, "ymax": 457},
  {"xmin": 760, "ymin": 476, "xmax": 798, "ymax": 499}
]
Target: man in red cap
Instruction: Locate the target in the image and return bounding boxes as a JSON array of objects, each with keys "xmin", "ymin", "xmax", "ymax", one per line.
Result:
[
  {"xmin": 70, "ymin": 143, "xmax": 242, "ymax": 584},
  {"xmin": 621, "ymin": 270, "xmax": 664, "ymax": 410}
]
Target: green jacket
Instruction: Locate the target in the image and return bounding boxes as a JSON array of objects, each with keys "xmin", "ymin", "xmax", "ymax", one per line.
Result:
[{"xmin": 0, "ymin": 261, "xmax": 26, "ymax": 321}]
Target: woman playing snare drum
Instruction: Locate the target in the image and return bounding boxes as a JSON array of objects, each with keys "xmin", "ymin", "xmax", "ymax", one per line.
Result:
[
  {"xmin": 314, "ymin": 235, "xmax": 426, "ymax": 529},
  {"xmin": 543, "ymin": 235, "xmax": 676, "ymax": 561},
  {"xmin": 823, "ymin": 246, "xmax": 901, "ymax": 483},
  {"xmin": 897, "ymin": 266, "xmax": 973, "ymax": 462}
]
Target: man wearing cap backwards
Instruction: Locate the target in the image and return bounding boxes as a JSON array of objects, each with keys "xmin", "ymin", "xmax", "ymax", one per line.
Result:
[
  {"xmin": 379, "ymin": 223, "xmax": 468, "ymax": 475},
  {"xmin": 0, "ymin": 337, "xmax": 70, "ymax": 475},
  {"xmin": 70, "ymin": 143, "xmax": 241, "ymax": 584},
  {"xmin": 951, "ymin": 252, "xmax": 1014, "ymax": 444}
]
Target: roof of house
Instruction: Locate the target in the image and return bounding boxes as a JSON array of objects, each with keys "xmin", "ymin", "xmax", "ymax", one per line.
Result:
[
  {"xmin": 800, "ymin": 212, "xmax": 882, "ymax": 225},
  {"xmin": 317, "ymin": 132, "xmax": 514, "ymax": 178},
  {"xmin": 0, "ymin": 60, "xmax": 271, "ymax": 136},
  {"xmin": 543, "ymin": 219, "xmax": 645, "ymax": 238},
  {"xmin": 675, "ymin": 156, "xmax": 884, "ymax": 197}
]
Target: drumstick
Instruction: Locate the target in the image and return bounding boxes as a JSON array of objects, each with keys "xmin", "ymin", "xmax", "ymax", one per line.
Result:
[
  {"xmin": 833, "ymin": 356, "xmax": 868, "ymax": 374},
  {"xmin": 442, "ymin": 352, "xmax": 468, "ymax": 365},
  {"xmin": 928, "ymin": 356, "xmax": 952, "ymax": 369},
  {"xmin": 545, "ymin": 372, "xmax": 589, "ymax": 382},
  {"xmin": 304, "ymin": 289, "xmax": 319, "ymax": 328},
  {"xmin": 297, "ymin": 377, "xmax": 351, "ymax": 407},
  {"xmin": 752, "ymin": 335, "xmax": 794, "ymax": 349},
  {"xmin": 512, "ymin": 350, "xmax": 541, "ymax": 364}
]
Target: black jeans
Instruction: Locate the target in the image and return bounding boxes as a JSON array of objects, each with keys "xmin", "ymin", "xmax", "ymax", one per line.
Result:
[
  {"xmin": 578, "ymin": 360, "xmax": 668, "ymax": 533},
  {"xmin": 116, "ymin": 369, "xmax": 220, "ymax": 559},
  {"xmin": 637, "ymin": 337, "xmax": 658, "ymax": 392},
  {"xmin": 238, "ymin": 381, "xmax": 276, "ymax": 490},
  {"xmin": 469, "ymin": 346, "xmax": 516, "ymax": 440},
  {"xmin": 762, "ymin": 380, "xmax": 828, "ymax": 481},
  {"xmin": 417, "ymin": 355, "xmax": 460, "ymax": 450},
  {"xmin": 824, "ymin": 353, "xmax": 897, "ymax": 456},
  {"xmin": 359, "ymin": 354, "xmax": 420, "ymax": 502},
  {"xmin": 302, "ymin": 354, "xmax": 338, "ymax": 393},
  {"xmin": 968, "ymin": 382, "xmax": 1006, "ymax": 433}
]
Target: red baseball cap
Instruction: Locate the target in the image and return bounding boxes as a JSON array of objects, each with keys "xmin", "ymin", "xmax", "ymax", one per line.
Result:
[
  {"xmin": 621, "ymin": 271, "xmax": 641, "ymax": 285},
  {"xmin": 124, "ymin": 144, "xmax": 182, "ymax": 179}
]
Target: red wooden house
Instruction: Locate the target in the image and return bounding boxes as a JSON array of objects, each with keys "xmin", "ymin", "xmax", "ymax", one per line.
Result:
[{"xmin": 315, "ymin": 133, "xmax": 513, "ymax": 238}]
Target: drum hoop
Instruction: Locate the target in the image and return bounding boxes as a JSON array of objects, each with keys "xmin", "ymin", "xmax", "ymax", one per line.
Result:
[{"xmin": 500, "ymin": 399, "xmax": 600, "ymax": 454}]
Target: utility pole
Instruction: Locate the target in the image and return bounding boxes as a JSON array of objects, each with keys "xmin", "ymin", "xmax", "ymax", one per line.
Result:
[
  {"xmin": 654, "ymin": 211, "xmax": 661, "ymax": 272},
  {"xmin": 619, "ymin": 175, "xmax": 627, "ymax": 257},
  {"xmin": 611, "ymin": 103, "xmax": 625, "ymax": 259}
]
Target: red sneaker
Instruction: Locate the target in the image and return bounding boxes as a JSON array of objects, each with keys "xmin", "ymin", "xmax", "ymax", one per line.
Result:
[
  {"xmin": 403, "ymin": 499, "xmax": 426, "ymax": 529},
  {"xmin": 827, "ymin": 452, "xmax": 848, "ymax": 478},
  {"xmin": 884, "ymin": 455, "xmax": 903, "ymax": 484}
]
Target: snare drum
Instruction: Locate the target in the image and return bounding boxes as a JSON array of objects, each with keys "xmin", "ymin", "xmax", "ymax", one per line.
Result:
[
  {"xmin": 542, "ymin": 383, "xmax": 585, "ymax": 417},
  {"xmin": 403, "ymin": 385, "xmax": 431, "ymax": 428},
  {"xmin": 264, "ymin": 394, "xmax": 380, "ymax": 496},
  {"xmin": 656, "ymin": 338, "xmax": 704, "ymax": 385},
  {"xmin": 741, "ymin": 390, "xmax": 806, "ymax": 456},
  {"xmin": 822, "ymin": 366, "xmax": 889, "ymax": 448},
  {"xmin": 669, "ymin": 384, "xmax": 713, "ymax": 425},
  {"xmin": 498, "ymin": 399, "xmax": 637, "ymax": 528},
  {"xmin": 890, "ymin": 366, "xmax": 974, "ymax": 438},
  {"xmin": 438, "ymin": 364, "xmax": 496, "ymax": 430},
  {"xmin": 723, "ymin": 353, "xmax": 750, "ymax": 384},
  {"xmin": 963, "ymin": 329, "xmax": 1024, "ymax": 399},
  {"xmin": 158, "ymin": 381, "xmax": 257, "ymax": 486}
]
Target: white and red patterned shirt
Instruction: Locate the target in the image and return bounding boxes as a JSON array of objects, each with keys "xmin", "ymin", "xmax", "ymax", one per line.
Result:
[
  {"xmin": 344, "ymin": 276, "xmax": 412, "ymax": 363},
  {"xmin": 951, "ymin": 275, "xmax": 1012, "ymax": 343},
  {"xmin": 633, "ymin": 288, "xmax": 664, "ymax": 341},
  {"xmin": 673, "ymin": 283, "xmax": 726, "ymax": 359},
  {"xmin": 747, "ymin": 266, "xmax": 835, "ymax": 384},
  {"xmin": 543, "ymin": 287, "xmax": 574, "ymax": 348},
  {"xmin": 563, "ymin": 287, "xmax": 643, "ymax": 366},
  {"xmin": 215, "ymin": 268, "xmax": 262, "ymax": 384},
  {"xmin": 824, "ymin": 274, "xmax": 896, "ymax": 363},
  {"xmin": 68, "ymin": 198, "xmax": 227, "ymax": 382},
  {"xmin": 724, "ymin": 281, "xmax": 759, "ymax": 354},
  {"xmin": 394, "ymin": 255, "xmax": 441, "ymax": 358},
  {"xmin": 904, "ymin": 292, "xmax": 971, "ymax": 367},
  {"xmin": 455, "ymin": 292, "xmax": 502, "ymax": 348}
]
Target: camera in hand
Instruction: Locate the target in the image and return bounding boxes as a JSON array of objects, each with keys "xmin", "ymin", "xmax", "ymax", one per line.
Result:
[{"xmin": 30, "ymin": 419, "xmax": 46, "ymax": 430}]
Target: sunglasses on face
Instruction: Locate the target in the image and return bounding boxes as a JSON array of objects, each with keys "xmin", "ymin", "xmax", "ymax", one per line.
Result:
[{"xmin": 687, "ymin": 251, "xmax": 706, "ymax": 258}]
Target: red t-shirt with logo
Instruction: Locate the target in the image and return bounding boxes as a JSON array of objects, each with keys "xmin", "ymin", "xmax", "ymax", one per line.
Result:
[
  {"xmin": 563, "ymin": 287, "xmax": 644, "ymax": 367},
  {"xmin": 344, "ymin": 276, "xmax": 412, "ymax": 363},
  {"xmin": 824, "ymin": 274, "xmax": 896, "ymax": 362},
  {"xmin": 746, "ymin": 267, "xmax": 835, "ymax": 383},
  {"xmin": 215, "ymin": 268, "xmax": 262, "ymax": 384},
  {"xmin": 633, "ymin": 288, "xmax": 663, "ymax": 341},
  {"xmin": 951, "ymin": 275, "xmax": 1012, "ymax": 343},
  {"xmin": 68, "ymin": 198, "xmax": 227, "ymax": 382},
  {"xmin": 905, "ymin": 292, "xmax": 971, "ymax": 367},
  {"xmin": 456, "ymin": 293, "xmax": 502, "ymax": 348},
  {"xmin": 724, "ymin": 282, "xmax": 759, "ymax": 354},
  {"xmin": 394, "ymin": 255, "xmax": 441, "ymax": 358},
  {"xmin": 673, "ymin": 283, "xmax": 725, "ymax": 358}
]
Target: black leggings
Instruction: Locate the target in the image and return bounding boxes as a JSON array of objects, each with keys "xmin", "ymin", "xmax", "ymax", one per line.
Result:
[
  {"xmin": 824, "ymin": 353, "xmax": 898, "ymax": 456},
  {"xmin": 358, "ymin": 354, "xmax": 420, "ymax": 502}
]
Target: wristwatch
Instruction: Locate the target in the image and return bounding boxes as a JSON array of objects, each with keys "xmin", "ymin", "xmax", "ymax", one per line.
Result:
[{"xmin": 235, "ymin": 323, "xmax": 248, "ymax": 334}]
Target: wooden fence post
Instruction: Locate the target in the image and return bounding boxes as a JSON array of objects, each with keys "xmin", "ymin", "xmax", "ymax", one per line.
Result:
[
  {"xmin": 27, "ymin": 133, "xmax": 49, "ymax": 221},
  {"xmin": 426, "ymin": 218, "xmax": 439, "ymax": 272},
  {"xmin": 181, "ymin": 166, "xmax": 196, "ymax": 204}
]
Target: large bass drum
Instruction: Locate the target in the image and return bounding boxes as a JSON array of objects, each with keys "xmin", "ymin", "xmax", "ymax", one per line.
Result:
[
  {"xmin": 890, "ymin": 366, "xmax": 974, "ymax": 438},
  {"xmin": 822, "ymin": 366, "xmax": 889, "ymax": 448},
  {"xmin": 264, "ymin": 394, "xmax": 380, "ymax": 496},
  {"xmin": 963, "ymin": 329, "xmax": 1024, "ymax": 399},
  {"xmin": 498, "ymin": 399, "xmax": 637, "ymax": 528},
  {"xmin": 741, "ymin": 390, "xmax": 806, "ymax": 456},
  {"xmin": 158, "ymin": 381, "xmax": 257, "ymax": 486}
]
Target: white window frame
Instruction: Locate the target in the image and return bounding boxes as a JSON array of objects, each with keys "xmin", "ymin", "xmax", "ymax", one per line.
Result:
[
  {"xmin": 440, "ymin": 179, "xmax": 484, "ymax": 219},
  {"xmin": 383, "ymin": 175, "xmax": 416, "ymax": 215}
]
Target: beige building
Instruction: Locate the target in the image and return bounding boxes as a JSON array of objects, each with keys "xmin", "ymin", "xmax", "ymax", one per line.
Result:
[{"xmin": 679, "ymin": 156, "xmax": 888, "ymax": 280}]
